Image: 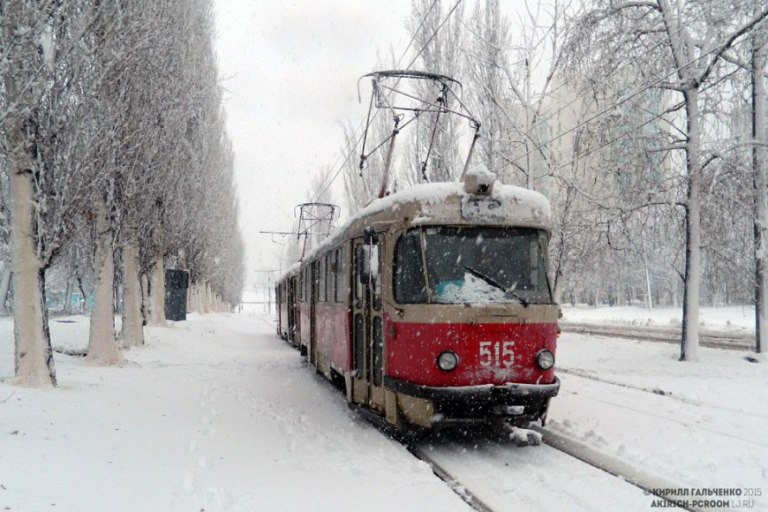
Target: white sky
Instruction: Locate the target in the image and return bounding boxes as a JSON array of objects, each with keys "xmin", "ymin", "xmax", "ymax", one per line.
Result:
[{"xmin": 213, "ymin": 0, "xmax": 413, "ymax": 287}]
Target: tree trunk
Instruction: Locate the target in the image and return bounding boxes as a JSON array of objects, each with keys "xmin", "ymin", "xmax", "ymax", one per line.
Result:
[
  {"xmin": 10, "ymin": 167, "xmax": 57, "ymax": 387},
  {"xmin": 0, "ymin": 266, "xmax": 11, "ymax": 313},
  {"xmin": 62, "ymin": 277, "xmax": 73, "ymax": 315},
  {"xmin": 86, "ymin": 200, "xmax": 121, "ymax": 364},
  {"xmin": 681, "ymin": 87, "xmax": 702, "ymax": 362},
  {"xmin": 187, "ymin": 281, "xmax": 194, "ymax": 313},
  {"xmin": 204, "ymin": 281, "xmax": 212, "ymax": 313},
  {"xmin": 147, "ymin": 256, "xmax": 166, "ymax": 326},
  {"xmin": 644, "ymin": 258, "xmax": 653, "ymax": 310},
  {"xmin": 141, "ymin": 271, "xmax": 150, "ymax": 324},
  {"xmin": 77, "ymin": 275, "xmax": 88, "ymax": 313},
  {"xmin": 753, "ymin": 25, "xmax": 767, "ymax": 354},
  {"xmin": 3, "ymin": 3, "xmax": 56, "ymax": 387},
  {"xmin": 121, "ymin": 242, "xmax": 144, "ymax": 347}
]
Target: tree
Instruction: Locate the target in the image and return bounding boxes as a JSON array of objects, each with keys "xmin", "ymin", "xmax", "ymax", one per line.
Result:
[
  {"xmin": 1, "ymin": 1, "xmax": 61, "ymax": 386},
  {"xmin": 342, "ymin": 120, "xmax": 387, "ymax": 214},
  {"xmin": 1, "ymin": 0, "xmax": 243, "ymax": 385},
  {"xmin": 750, "ymin": 10, "xmax": 767, "ymax": 352},
  {"xmin": 565, "ymin": 0, "xmax": 768, "ymax": 360},
  {"xmin": 405, "ymin": 0, "xmax": 466, "ymax": 183}
]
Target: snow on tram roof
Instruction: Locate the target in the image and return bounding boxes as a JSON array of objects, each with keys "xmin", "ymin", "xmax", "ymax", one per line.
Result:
[
  {"xmin": 353, "ymin": 167, "xmax": 551, "ymax": 230},
  {"xmin": 280, "ymin": 168, "xmax": 552, "ymax": 279}
]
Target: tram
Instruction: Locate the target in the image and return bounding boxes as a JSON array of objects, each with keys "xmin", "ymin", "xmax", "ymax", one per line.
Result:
[{"xmin": 276, "ymin": 166, "xmax": 560, "ymax": 430}]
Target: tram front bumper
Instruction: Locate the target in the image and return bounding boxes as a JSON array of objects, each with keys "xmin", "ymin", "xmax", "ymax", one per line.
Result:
[{"xmin": 384, "ymin": 376, "xmax": 560, "ymax": 424}]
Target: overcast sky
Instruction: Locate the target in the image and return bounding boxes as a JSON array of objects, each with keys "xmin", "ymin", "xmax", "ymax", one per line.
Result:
[{"xmin": 213, "ymin": 0, "xmax": 413, "ymax": 287}]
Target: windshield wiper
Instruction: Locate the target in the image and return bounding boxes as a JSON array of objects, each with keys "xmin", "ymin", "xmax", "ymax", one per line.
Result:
[{"xmin": 464, "ymin": 266, "xmax": 529, "ymax": 307}]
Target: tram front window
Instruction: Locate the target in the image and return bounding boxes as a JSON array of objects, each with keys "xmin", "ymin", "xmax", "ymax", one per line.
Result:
[{"xmin": 394, "ymin": 226, "xmax": 553, "ymax": 305}]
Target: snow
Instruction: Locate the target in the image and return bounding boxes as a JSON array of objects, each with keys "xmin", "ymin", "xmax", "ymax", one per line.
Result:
[
  {"xmin": 435, "ymin": 272, "xmax": 507, "ymax": 303},
  {"xmin": 297, "ymin": 177, "xmax": 552, "ymax": 273},
  {"xmin": 562, "ymin": 304, "xmax": 756, "ymax": 334},
  {"xmin": 550, "ymin": 332, "xmax": 767, "ymax": 500},
  {"xmin": 0, "ymin": 314, "xmax": 468, "ymax": 512},
  {"xmin": 1, "ymin": 307, "xmax": 767, "ymax": 511}
]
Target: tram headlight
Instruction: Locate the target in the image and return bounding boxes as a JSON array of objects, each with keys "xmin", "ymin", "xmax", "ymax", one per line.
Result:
[
  {"xmin": 437, "ymin": 351, "xmax": 459, "ymax": 372},
  {"xmin": 535, "ymin": 350, "xmax": 555, "ymax": 370}
]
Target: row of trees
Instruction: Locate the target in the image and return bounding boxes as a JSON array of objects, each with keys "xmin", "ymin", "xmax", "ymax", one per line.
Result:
[
  {"xmin": 0, "ymin": 0, "xmax": 244, "ymax": 387},
  {"xmin": 334, "ymin": 0, "xmax": 766, "ymax": 359}
]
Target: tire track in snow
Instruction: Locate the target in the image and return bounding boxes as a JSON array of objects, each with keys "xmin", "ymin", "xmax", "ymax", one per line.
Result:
[
  {"xmin": 557, "ymin": 374, "xmax": 768, "ymax": 449},
  {"xmin": 557, "ymin": 366, "xmax": 768, "ymax": 422},
  {"xmin": 409, "ymin": 429, "xmax": 679, "ymax": 512},
  {"xmin": 181, "ymin": 381, "xmax": 235, "ymax": 511}
]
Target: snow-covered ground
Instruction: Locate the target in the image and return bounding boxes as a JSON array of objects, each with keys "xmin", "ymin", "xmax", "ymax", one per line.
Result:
[
  {"xmin": 562, "ymin": 304, "xmax": 756, "ymax": 333},
  {"xmin": 0, "ymin": 314, "xmax": 467, "ymax": 512},
  {"xmin": 1, "ymin": 307, "xmax": 766, "ymax": 511}
]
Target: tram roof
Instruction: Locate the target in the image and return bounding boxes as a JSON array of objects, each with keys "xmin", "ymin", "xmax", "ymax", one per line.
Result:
[{"xmin": 279, "ymin": 171, "xmax": 552, "ymax": 280}]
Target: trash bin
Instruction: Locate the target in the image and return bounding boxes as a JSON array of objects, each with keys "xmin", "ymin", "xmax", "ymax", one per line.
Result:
[{"xmin": 164, "ymin": 269, "xmax": 189, "ymax": 321}]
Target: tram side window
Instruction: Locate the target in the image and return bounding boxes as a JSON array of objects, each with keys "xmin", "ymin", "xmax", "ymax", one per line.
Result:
[
  {"xmin": 325, "ymin": 253, "xmax": 334, "ymax": 303},
  {"xmin": 334, "ymin": 249, "xmax": 341, "ymax": 303},
  {"xmin": 354, "ymin": 246, "xmax": 364, "ymax": 303},
  {"xmin": 319, "ymin": 258, "xmax": 326, "ymax": 302},
  {"xmin": 394, "ymin": 230, "xmax": 427, "ymax": 303}
]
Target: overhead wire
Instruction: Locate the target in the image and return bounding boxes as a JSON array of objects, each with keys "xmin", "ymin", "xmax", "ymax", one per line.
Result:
[
  {"xmin": 314, "ymin": 0, "xmax": 463, "ymax": 201},
  {"xmin": 498, "ymin": 14, "xmax": 763, "ymax": 177},
  {"xmin": 523, "ymin": 34, "xmax": 760, "ymax": 198},
  {"xmin": 315, "ymin": 0, "xmax": 755, "ymax": 204},
  {"xmin": 457, "ymin": 0, "xmax": 732, "ymax": 176},
  {"xmin": 494, "ymin": 0, "xmax": 732, "ymax": 125}
]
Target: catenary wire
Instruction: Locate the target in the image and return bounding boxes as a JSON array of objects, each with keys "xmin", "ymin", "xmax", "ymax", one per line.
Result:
[{"xmin": 313, "ymin": 0, "xmax": 464, "ymax": 201}]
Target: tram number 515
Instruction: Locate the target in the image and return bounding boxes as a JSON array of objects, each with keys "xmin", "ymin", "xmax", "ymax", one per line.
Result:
[{"xmin": 479, "ymin": 341, "xmax": 514, "ymax": 368}]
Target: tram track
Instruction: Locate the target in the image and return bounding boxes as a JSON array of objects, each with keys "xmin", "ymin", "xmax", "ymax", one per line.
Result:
[
  {"xmin": 370, "ymin": 317, "xmax": 754, "ymax": 512},
  {"xmin": 407, "ymin": 441, "xmax": 496, "ymax": 512},
  {"xmin": 406, "ymin": 424, "xmax": 720, "ymax": 512},
  {"xmin": 560, "ymin": 321, "xmax": 756, "ymax": 351}
]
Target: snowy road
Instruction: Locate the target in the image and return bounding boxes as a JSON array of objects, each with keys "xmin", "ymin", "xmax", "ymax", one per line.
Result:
[
  {"xmin": 550, "ymin": 333, "xmax": 768, "ymax": 511},
  {"xmin": 415, "ymin": 436, "xmax": 667, "ymax": 512},
  {"xmin": 0, "ymin": 314, "xmax": 469, "ymax": 512},
  {"xmin": 1, "ymin": 312, "xmax": 766, "ymax": 511}
]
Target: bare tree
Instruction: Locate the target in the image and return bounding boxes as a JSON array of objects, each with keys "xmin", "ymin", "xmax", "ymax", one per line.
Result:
[
  {"xmin": 1, "ymin": 1, "xmax": 61, "ymax": 386},
  {"xmin": 1, "ymin": 0, "xmax": 243, "ymax": 385},
  {"xmin": 565, "ymin": 0, "xmax": 768, "ymax": 360},
  {"xmin": 405, "ymin": 0, "xmax": 466, "ymax": 183},
  {"xmin": 750, "ymin": 8, "xmax": 767, "ymax": 352}
]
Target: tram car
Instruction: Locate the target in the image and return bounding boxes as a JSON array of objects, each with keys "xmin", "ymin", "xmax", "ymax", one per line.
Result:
[
  {"xmin": 276, "ymin": 266, "xmax": 300, "ymax": 348},
  {"xmin": 275, "ymin": 166, "xmax": 560, "ymax": 430}
]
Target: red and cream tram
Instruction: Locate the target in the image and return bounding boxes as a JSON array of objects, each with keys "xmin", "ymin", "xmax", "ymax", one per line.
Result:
[{"xmin": 276, "ymin": 167, "xmax": 560, "ymax": 430}]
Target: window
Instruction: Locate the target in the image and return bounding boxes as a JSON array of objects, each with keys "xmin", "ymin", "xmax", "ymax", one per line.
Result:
[
  {"xmin": 354, "ymin": 245, "xmax": 364, "ymax": 303},
  {"xmin": 334, "ymin": 249, "xmax": 341, "ymax": 303},
  {"xmin": 394, "ymin": 230, "xmax": 427, "ymax": 303},
  {"xmin": 318, "ymin": 258, "xmax": 326, "ymax": 302},
  {"xmin": 326, "ymin": 253, "xmax": 335, "ymax": 303},
  {"xmin": 394, "ymin": 226, "xmax": 553, "ymax": 305}
]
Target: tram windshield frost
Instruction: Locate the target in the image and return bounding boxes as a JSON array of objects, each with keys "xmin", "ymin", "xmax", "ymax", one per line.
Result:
[{"xmin": 394, "ymin": 226, "xmax": 553, "ymax": 305}]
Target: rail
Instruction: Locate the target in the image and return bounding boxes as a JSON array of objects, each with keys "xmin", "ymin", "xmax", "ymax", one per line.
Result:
[{"xmin": 560, "ymin": 321, "xmax": 756, "ymax": 351}]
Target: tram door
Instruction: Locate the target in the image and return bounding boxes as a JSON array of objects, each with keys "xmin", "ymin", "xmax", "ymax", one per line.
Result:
[
  {"xmin": 351, "ymin": 231, "xmax": 384, "ymax": 410},
  {"xmin": 309, "ymin": 261, "xmax": 318, "ymax": 365},
  {"xmin": 288, "ymin": 276, "xmax": 297, "ymax": 345}
]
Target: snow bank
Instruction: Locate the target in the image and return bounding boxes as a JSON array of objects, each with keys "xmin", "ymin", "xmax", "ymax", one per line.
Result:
[
  {"xmin": 0, "ymin": 314, "xmax": 469, "ymax": 512},
  {"xmin": 551, "ymin": 332, "xmax": 767, "ymax": 510},
  {"xmin": 562, "ymin": 305, "xmax": 756, "ymax": 333},
  {"xmin": 1, "ymin": 309, "xmax": 765, "ymax": 511}
]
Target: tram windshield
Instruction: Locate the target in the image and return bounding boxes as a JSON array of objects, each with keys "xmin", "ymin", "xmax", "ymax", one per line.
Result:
[{"xmin": 394, "ymin": 226, "xmax": 553, "ymax": 305}]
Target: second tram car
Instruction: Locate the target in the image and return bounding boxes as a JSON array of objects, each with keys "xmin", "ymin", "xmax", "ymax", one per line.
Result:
[{"xmin": 276, "ymin": 167, "xmax": 560, "ymax": 430}]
